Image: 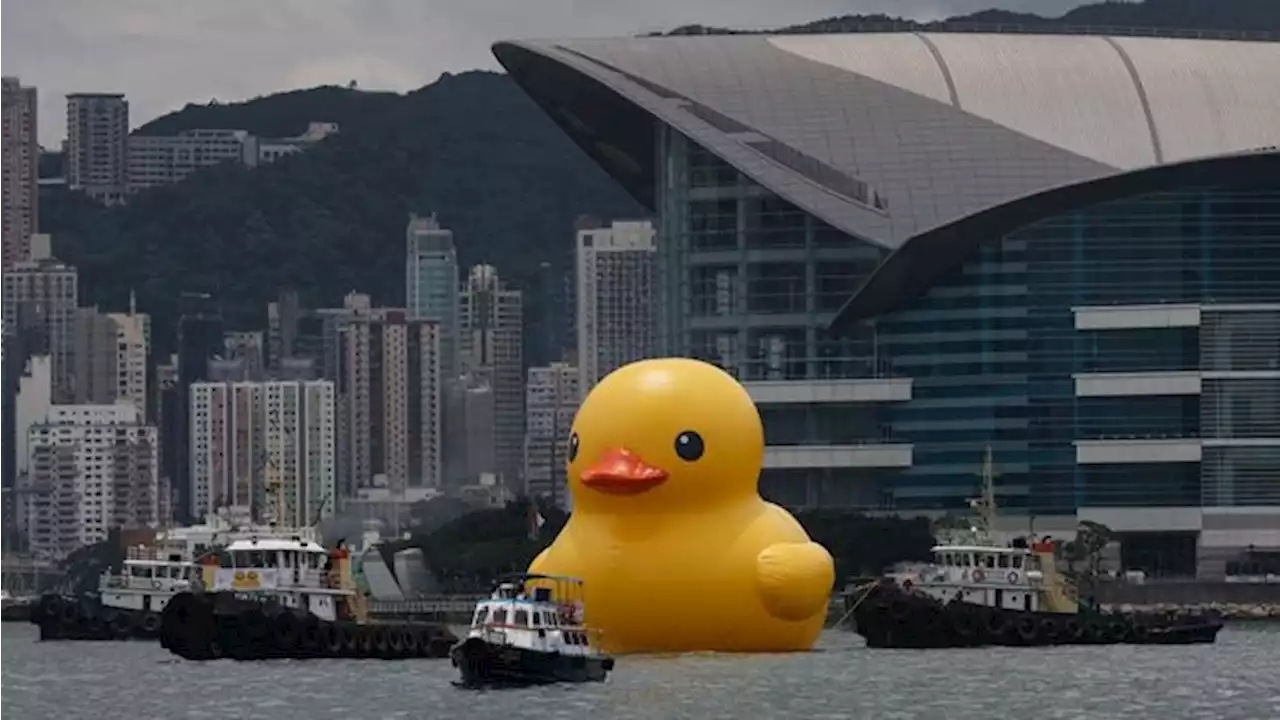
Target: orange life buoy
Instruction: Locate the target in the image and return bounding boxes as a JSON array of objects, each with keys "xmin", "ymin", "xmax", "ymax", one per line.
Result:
[
  {"xmin": 972, "ymin": 569, "xmax": 986, "ymax": 583},
  {"xmin": 1007, "ymin": 571, "xmax": 1019, "ymax": 584}
]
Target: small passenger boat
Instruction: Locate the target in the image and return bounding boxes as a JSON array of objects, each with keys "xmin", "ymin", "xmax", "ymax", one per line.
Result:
[{"xmin": 451, "ymin": 574, "xmax": 614, "ymax": 686}]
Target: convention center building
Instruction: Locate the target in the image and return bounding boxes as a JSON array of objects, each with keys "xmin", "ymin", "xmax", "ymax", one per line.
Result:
[{"xmin": 495, "ymin": 29, "xmax": 1280, "ymax": 576}]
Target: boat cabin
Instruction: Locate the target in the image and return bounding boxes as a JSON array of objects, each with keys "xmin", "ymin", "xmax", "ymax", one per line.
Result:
[
  {"xmin": 98, "ymin": 559, "xmax": 198, "ymax": 613},
  {"xmin": 214, "ymin": 537, "xmax": 340, "ymax": 590},
  {"xmin": 895, "ymin": 544, "xmax": 1048, "ymax": 613},
  {"xmin": 467, "ymin": 576, "xmax": 598, "ymax": 657}
]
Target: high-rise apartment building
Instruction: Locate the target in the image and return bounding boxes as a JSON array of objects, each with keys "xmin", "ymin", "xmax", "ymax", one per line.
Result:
[
  {"xmin": 405, "ymin": 213, "xmax": 460, "ymax": 379},
  {"xmin": 172, "ymin": 292, "xmax": 223, "ymax": 522},
  {"xmin": 66, "ymin": 93, "xmax": 129, "ymax": 204},
  {"xmin": 73, "ymin": 300, "xmax": 149, "ymax": 416},
  {"xmin": 2, "ymin": 77, "xmax": 39, "ymax": 268},
  {"xmin": 24, "ymin": 404, "xmax": 159, "ymax": 559},
  {"xmin": 522, "ymin": 362, "xmax": 578, "ymax": 508},
  {"xmin": 576, "ymin": 219, "xmax": 659, "ymax": 394},
  {"xmin": 339, "ymin": 302, "xmax": 442, "ymax": 495},
  {"xmin": 460, "ymin": 265, "xmax": 524, "ymax": 486},
  {"xmin": 443, "ymin": 373, "xmax": 497, "ymax": 485},
  {"xmin": 2, "ymin": 235, "xmax": 78, "ymax": 402},
  {"xmin": 189, "ymin": 380, "xmax": 336, "ymax": 526}
]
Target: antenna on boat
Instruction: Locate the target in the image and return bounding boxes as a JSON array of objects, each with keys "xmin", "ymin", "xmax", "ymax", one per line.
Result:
[{"xmin": 967, "ymin": 445, "xmax": 998, "ymax": 544}]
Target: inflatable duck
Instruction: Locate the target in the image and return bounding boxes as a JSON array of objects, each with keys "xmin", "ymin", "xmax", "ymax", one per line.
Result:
[{"xmin": 529, "ymin": 357, "xmax": 835, "ymax": 653}]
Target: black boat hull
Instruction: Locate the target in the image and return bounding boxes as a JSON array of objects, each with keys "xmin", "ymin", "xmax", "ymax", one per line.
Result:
[
  {"xmin": 30, "ymin": 594, "xmax": 163, "ymax": 641},
  {"xmin": 849, "ymin": 584, "xmax": 1223, "ymax": 649},
  {"xmin": 160, "ymin": 591, "xmax": 456, "ymax": 661},
  {"xmin": 450, "ymin": 636, "xmax": 614, "ymax": 686}
]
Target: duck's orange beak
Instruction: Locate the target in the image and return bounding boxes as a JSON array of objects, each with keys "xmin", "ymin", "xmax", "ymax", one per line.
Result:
[{"xmin": 580, "ymin": 447, "xmax": 668, "ymax": 495}]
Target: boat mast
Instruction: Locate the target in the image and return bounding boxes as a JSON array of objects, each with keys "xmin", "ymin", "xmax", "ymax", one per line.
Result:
[{"xmin": 967, "ymin": 445, "xmax": 998, "ymax": 544}]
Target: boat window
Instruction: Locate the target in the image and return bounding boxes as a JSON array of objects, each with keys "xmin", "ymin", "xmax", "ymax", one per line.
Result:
[
  {"xmin": 309, "ymin": 553, "xmax": 321, "ymax": 570},
  {"xmin": 997, "ymin": 554, "xmax": 1010, "ymax": 569},
  {"xmin": 265, "ymin": 553, "xmax": 279, "ymax": 568},
  {"xmin": 513, "ymin": 609, "xmax": 530, "ymax": 627},
  {"xmin": 982, "ymin": 554, "xmax": 996, "ymax": 569},
  {"xmin": 531, "ymin": 612, "xmax": 541, "ymax": 627},
  {"xmin": 961, "ymin": 553, "xmax": 973, "ymax": 567},
  {"xmin": 493, "ymin": 608, "xmax": 508, "ymax": 625},
  {"xmin": 472, "ymin": 607, "xmax": 488, "ymax": 626},
  {"xmin": 130, "ymin": 565, "xmax": 150, "ymax": 578},
  {"xmin": 1012, "ymin": 555, "xmax": 1023, "ymax": 570}
]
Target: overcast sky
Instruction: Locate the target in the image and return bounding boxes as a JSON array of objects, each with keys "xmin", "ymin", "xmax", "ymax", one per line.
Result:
[{"xmin": 4, "ymin": 0, "xmax": 1080, "ymax": 145}]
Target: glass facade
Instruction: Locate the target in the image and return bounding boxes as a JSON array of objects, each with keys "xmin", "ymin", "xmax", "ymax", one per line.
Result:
[
  {"xmin": 656, "ymin": 127, "xmax": 902, "ymax": 508},
  {"xmin": 879, "ymin": 185, "xmax": 1280, "ymax": 515},
  {"xmin": 655, "ymin": 124, "xmax": 1280, "ymax": 515}
]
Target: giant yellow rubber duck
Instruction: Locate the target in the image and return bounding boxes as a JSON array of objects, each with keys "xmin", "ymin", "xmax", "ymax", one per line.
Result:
[{"xmin": 529, "ymin": 357, "xmax": 835, "ymax": 653}]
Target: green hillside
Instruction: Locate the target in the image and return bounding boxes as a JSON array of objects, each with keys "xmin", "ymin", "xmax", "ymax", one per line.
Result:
[
  {"xmin": 39, "ymin": 0, "xmax": 1277, "ymax": 356},
  {"xmin": 41, "ymin": 72, "xmax": 644, "ymax": 354}
]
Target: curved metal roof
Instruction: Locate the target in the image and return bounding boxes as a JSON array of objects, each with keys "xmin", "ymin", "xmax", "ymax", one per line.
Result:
[
  {"xmin": 494, "ymin": 32, "xmax": 1280, "ymax": 251},
  {"xmin": 832, "ymin": 150, "xmax": 1280, "ymax": 327}
]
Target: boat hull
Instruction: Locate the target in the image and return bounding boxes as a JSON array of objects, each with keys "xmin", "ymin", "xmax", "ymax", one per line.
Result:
[
  {"xmin": 160, "ymin": 591, "xmax": 457, "ymax": 661},
  {"xmin": 30, "ymin": 594, "xmax": 163, "ymax": 641},
  {"xmin": 450, "ymin": 636, "xmax": 614, "ymax": 686},
  {"xmin": 849, "ymin": 584, "xmax": 1223, "ymax": 649}
]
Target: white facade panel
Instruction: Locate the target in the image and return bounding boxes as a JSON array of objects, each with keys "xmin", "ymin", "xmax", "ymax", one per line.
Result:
[
  {"xmin": 745, "ymin": 378, "xmax": 912, "ymax": 405},
  {"xmin": 1075, "ymin": 439, "xmax": 1202, "ymax": 464},
  {"xmin": 1073, "ymin": 371, "xmax": 1202, "ymax": 397},
  {"xmin": 1073, "ymin": 304, "xmax": 1201, "ymax": 330},
  {"xmin": 763, "ymin": 444, "xmax": 912, "ymax": 469}
]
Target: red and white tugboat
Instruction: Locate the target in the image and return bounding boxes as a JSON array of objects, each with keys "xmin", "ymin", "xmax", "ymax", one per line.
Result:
[
  {"xmin": 451, "ymin": 574, "xmax": 614, "ymax": 686},
  {"xmin": 848, "ymin": 448, "xmax": 1224, "ymax": 648}
]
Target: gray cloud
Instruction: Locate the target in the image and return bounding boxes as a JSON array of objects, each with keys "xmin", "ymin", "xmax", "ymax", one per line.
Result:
[{"xmin": 3, "ymin": 0, "xmax": 1080, "ymax": 145}]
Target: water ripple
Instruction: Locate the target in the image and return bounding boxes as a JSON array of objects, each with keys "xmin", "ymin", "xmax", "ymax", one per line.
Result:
[{"xmin": 3, "ymin": 624, "xmax": 1278, "ymax": 719}]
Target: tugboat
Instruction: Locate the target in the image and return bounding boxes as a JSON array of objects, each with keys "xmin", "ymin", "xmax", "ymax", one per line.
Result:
[
  {"xmin": 31, "ymin": 512, "xmax": 320, "ymax": 641},
  {"xmin": 160, "ymin": 536, "xmax": 456, "ymax": 661},
  {"xmin": 847, "ymin": 448, "xmax": 1224, "ymax": 649},
  {"xmin": 451, "ymin": 574, "xmax": 615, "ymax": 686}
]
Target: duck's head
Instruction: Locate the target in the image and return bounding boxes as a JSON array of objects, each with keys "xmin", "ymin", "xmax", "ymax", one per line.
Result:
[{"xmin": 567, "ymin": 358, "xmax": 764, "ymax": 513}]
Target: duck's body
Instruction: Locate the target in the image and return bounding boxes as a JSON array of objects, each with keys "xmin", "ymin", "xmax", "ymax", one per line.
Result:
[
  {"xmin": 530, "ymin": 358, "xmax": 835, "ymax": 654},
  {"xmin": 532, "ymin": 502, "xmax": 830, "ymax": 653}
]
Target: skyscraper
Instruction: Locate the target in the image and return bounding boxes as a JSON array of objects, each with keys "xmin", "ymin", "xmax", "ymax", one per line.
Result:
[
  {"xmin": 2, "ymin": 235, "xmax": 78, "ymax": 402},
  {"xmin": 405, "ymin": 213, "xmax": 460, "ymax": 380},
  {"xmin": 173, "ymin": 292, "xmax": 223, "ymax": 522},
  {"xmin": 576, "ymin": 219, "xmax": 658, "ymax": 394},
  {"xmin": 460, "ymin": 265, "xmax": 524, "ymax": 487},
  {"xmin": 72, "ymin": 299, "xmax": 149, "ymax": 416},
  {"xmin": 25, "ymin": 404, "xmax": 158, "ymax": 559},
  {"xmin": 66, "ymin": 92, "xmax": 129, "ymax": 205},
  {"xmin": 189, "ymin": 380, "xmax": 336, "ymax": 526},
  {"xmin": 339, "ymin": 300, "xmax": 442, "ymax": 495},
  {"xmin": 2, "ymin": 77, "xmax": 38, "ymax": 269},
  {"xmin": 523, "ymin": 361, "xmax": 578, "ymax": 508}
]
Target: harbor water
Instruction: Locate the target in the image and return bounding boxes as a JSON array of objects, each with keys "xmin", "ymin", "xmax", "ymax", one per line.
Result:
[{"xmin": 3, "ymin": 622, "xmax": 1278, "ymax": 719}]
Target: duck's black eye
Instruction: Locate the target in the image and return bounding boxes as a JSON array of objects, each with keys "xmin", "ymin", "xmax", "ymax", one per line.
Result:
[
  {"xmin": 674, "ymin": 431, "xmax": 704, "ymax": 462},
  {"xmin": 568, "ymin": 432, "xmax": 579, "ymax": 462}
]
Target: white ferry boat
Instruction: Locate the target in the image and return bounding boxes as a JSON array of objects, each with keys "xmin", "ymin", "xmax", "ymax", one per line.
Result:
[{"xmin": 451, "ymin": 573, "xmax": 614, "ymax": 686}]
